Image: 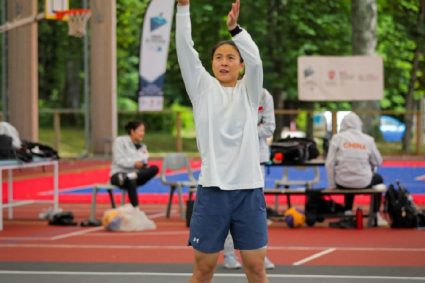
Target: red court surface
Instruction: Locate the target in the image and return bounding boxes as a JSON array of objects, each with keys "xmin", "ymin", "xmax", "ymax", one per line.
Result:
[
  {"xmin": 1, "ymin": 203, "xmax": 424, "ymax": 267},
  {"xmin": 1, "ymin": 159, "xmax": 425, "ymax": 282}
]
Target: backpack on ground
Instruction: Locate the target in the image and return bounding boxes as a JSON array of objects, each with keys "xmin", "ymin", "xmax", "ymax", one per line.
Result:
[
  {"xmin": 384, "ymin": 181, "xmax": 421, "ymax": 228},
  {"xmin": 270, "ymin": 137, "xmax": 319, "ymax": 164},
  {"xmin": 305, "ymin": 190, "xmax": 345, "ymax": 226}
]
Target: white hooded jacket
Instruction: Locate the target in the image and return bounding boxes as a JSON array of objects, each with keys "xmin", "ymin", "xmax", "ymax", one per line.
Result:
[{"xmin": 325, "ymin": 112, "xmax": 382, "ymax": 189}]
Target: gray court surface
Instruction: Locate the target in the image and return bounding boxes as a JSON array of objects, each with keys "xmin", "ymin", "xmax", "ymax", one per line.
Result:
[{"xmin": 0, "ymin": 263, "xmax": 424, "ymax": 283}]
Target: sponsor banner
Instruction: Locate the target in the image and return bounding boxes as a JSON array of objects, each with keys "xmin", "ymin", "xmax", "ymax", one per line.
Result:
[
  {"xmin": 138, "ymin": 0, "xmax": 175, "ymax": 111},
  {"xmin": 298, "ymin": 56, "xmax": 384, "ymax": 101}
]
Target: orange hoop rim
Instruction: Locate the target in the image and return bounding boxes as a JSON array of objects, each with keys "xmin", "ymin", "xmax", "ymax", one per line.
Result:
[{"xmin": 54, "ymin": 9, "xmax": 91, "ymax": 20}]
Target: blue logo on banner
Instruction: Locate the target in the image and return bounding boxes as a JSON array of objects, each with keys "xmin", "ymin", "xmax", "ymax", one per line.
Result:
[
  {"xmin": 150, "ymin": 14, "xmax": 167, "ymax": 31},
  {"xmin": 139, "ymin": 74, "xmax": 165, "ymax": 97}
]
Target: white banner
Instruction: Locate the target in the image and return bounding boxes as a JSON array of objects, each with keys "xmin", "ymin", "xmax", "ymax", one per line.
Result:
[
  {"xmin": 298, "ymin": 56, "xmax": 384, "ymax": 101},
  {"xmin": 138, "ymin": 0, "xmax": 175, "ymax": 111}
]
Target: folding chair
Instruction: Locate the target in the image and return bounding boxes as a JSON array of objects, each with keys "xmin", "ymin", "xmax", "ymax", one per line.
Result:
[{"xmin": 160, "ymin": 153, "xmax": 197, "ymax": 219}]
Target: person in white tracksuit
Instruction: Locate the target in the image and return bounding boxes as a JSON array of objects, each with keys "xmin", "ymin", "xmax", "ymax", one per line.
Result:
[
  {"xmin": 325, "ymin": 112, "xmax": 384, "ymax": 213},
  {"xmin": 223, "ymin": 89, "xmax": 276, "ymax": 270}
]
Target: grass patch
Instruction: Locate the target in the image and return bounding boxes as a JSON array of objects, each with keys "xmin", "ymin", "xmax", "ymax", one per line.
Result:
[
  {"xmin": 39, "ymin": 128, "xmax": 198, "ymax": 158},
  {"xmin": 39, "ymin": 128, "xmax": 424, "ymax": 158}
]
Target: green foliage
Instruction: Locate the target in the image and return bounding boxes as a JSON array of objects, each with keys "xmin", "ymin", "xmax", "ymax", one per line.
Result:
[
  {"xmin": 116, "ymin": 0, "xmax": 149, "ymax": 100},
  {"xmin": 117, "ymin": 97, "xmax": 138, "ymax": 111},
  {"xmin": 171, "ymin": 103, "xmax": 196, "ymax": 137},
  {"xmin": 35, "ymin": 0, "xmax": 424, "ymax": 124}
]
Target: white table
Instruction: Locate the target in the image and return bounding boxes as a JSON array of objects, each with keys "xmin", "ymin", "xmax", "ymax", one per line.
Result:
[{"xmin": 0, "ymin": 158, "xmax": 59, "ymax": 230}]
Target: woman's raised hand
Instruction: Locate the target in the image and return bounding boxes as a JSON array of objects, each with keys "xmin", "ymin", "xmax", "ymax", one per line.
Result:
[
  {"xmin": 226, "ymin": 0, "xmax": 240, "ymax": 30},
  {"xmin": 176, "ymin": 0, "xmax": 189, "ymax": 6}
]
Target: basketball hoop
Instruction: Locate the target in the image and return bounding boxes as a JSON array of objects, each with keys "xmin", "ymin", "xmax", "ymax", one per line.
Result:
[{"xmin": 55, "ymin": 9, "xmax": 91, "ymax": 38}]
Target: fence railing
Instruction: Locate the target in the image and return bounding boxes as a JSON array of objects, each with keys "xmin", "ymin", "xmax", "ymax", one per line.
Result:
[{"xmin": 2, "ymin": 109, "xmax": 423, "ymax": 158}]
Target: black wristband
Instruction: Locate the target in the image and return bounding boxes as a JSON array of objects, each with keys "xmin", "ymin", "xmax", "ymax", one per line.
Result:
[{"xmin": 229, "ymin": 25, "xmax": 242, "ymax": 37}]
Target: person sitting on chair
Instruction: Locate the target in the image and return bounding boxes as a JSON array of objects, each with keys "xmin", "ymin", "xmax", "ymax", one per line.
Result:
[
  {"xmin": 110, "ymin": 120, "xmax": 159, "ymax": 208},
  {"xmin": 325, "ymin": 112, "xmax": 384, "ymax": 214}
]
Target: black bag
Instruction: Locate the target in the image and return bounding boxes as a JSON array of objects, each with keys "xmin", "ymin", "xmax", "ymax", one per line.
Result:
[
  {"xmin": 270, "ymin": 137, "xmax": 319, "ymax": 164},
  {"xmin": 48, "ymin": 211, "xmax": 77, "ymax": 226},
  {"xmin": 23, "ymin": 141, "xmax": 60, "ymax": 160},
  {"xmin": 384, "ymin": 182, "xmax": 419, "ymax": 228},
  {"xmin": 0, "ymin": 135, "xmax": 33, "ymax": 162},
  {"xmin": 305, "ymin": 190, "xmax": 345, "ymax": 226},
  {"xmin": 0, "ymin": 135, "xmax": 16, "ymax": 159}
]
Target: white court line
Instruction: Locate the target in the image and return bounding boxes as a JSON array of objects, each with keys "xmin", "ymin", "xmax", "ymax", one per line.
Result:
[
  {"xmin": 0, "ymin": 211, "xmax": 168, "ymax": 242},
  {"xmin": 292, "ymin": 248, "xmax": 336, "ymax": 266},
  {"xmin": 50, "ymin": 227, "xmax": 104, "ymax": 241},
  {"xmin": 0, "ymin": 271, "xmax": 423, "ymax": 281},
  {"xmin": 38, "ymin": 185, "xmax": 92, "ymax": 196},
  {"xmin": 267, "ymin": 246, "xmax": 425, "ymax": 252},
  {"xmin": 1, "ymin": 243, "xmax": 425, "ymax": 253},
  {"xmin": 148, "ymin": 211, "xmax": 166, "ymax": 219},
  {"xmin": 88, "ymin": 231, "xmax": 189, "ymax": 237},
  {"xmin": 0, "ymin": 243, "xmax": 191, "ymax": 250},
  {"xmin": 47, "ymin": 211, "xmax": 165, "ymax": 241},
  {"xmin": 415, "ymin": 175, "xmax": 425, "ymax": 181}
]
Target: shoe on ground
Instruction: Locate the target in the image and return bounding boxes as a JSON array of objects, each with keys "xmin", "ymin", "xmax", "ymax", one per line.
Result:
[
  {"xmin": 264, "ymin": 256, "xmax": 275, "ymax": 270},
  {"xmin": 223, "ymin": 254, "xmax": 242, "ymax": 269},
  {"xmin": 376, "ymin": 213, "xmax": 389, "ymax": 227}
]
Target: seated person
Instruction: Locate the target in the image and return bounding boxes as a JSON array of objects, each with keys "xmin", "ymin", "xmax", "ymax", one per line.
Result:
[
  {"xmin": 325, "ymin": 112, "xmax": 384, "ymax": 213},
  {"xmin": 110, "ymin": 121, "xmax": 159, "ymax": 208}
]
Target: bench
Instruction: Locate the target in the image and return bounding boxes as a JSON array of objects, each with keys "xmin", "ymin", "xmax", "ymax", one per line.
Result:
[{"xmin": 264, "ymin": 184, "xmax": 387, "ymax": 227}]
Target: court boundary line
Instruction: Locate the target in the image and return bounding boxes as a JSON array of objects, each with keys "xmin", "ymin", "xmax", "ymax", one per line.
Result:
[
  {"xmin": 50, "ymin": 227, "xmax": 104, "ymax": 241},
  {"xmin": 293, "ymin": 248, "xmax": 336, "ymax": 266},
  {"xmin": 0, "ymin": 270, "xmax": 423, "ymax": 280},
  {"xmin": 48, "ymin": 211, "xmax": 166, "ymax": 240},
  {"xmin": 0, "ymin": 243, "xmax": 424, "ymax": 253}
]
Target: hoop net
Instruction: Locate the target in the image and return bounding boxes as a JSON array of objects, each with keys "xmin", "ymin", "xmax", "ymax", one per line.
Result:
[{"xmin": 55, "ymin": 9, "xmax": 91, "ymax": 38}]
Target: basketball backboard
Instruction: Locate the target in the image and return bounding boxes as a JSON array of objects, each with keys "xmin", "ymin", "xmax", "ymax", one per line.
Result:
[{"xmin": 45, "ymin": 0, "xmax": 69, "ymax": 20}]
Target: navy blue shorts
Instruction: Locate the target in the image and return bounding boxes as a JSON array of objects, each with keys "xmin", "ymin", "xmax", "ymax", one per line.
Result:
[{"xmin": 189, "ymin": 185, "xmax": 268, "ymax": 253}]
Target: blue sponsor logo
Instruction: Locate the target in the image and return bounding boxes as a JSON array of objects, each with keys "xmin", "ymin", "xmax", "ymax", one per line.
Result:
[{"xmin": 150, "ymin": 13, "xmax": 167, "ymax": 31}]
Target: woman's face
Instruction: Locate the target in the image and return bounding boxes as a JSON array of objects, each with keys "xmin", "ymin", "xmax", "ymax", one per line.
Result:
[
  {"xmin": 130, "ymin": 124, "xmax": 145, "ymax": 143},
  {"xmin": 212, "ymin": 44, "xmax": 244, "ymax": 87}
]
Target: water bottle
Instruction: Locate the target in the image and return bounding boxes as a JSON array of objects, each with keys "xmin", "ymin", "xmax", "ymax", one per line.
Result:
[{"xmin": 356, "ymin": 208, "xmax": 363, "ymax": 230}]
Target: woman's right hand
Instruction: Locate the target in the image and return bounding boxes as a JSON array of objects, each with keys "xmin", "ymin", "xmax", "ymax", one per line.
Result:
[
  {"xmin": 176, "ymin": 0, "xmax": 189, "ymax": 6},
  {"xmin": 134, "ymin": 161, "xmax": 146, "ymax": 169}
]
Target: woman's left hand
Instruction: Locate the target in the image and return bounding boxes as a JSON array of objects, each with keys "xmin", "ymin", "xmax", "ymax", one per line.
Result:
[{"xmin": 226, "ymin": 0, "xmax": 240, "ymax": 31}]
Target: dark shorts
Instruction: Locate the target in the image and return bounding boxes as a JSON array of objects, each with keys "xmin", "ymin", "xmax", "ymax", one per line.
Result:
[{"xmin": 188, "ymin": 185, "xmax": 268, "ymax": 253}]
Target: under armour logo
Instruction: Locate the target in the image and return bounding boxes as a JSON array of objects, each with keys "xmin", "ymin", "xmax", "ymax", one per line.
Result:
[{"xmin": 192, "ymin": 237, "xmax": 200, "ymax": 244}]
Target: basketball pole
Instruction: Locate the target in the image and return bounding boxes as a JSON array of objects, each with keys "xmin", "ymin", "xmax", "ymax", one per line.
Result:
[
  {"xmin": 0, "ymin": 6, "xmax": 43, "ymax": 122},
  {"xmin": 1, "ymin": 0, "xmax": 7, "ymax": 122},
  {"xmin": 83, "ymin": 0, "xmax": 91, "ymax": 157}
]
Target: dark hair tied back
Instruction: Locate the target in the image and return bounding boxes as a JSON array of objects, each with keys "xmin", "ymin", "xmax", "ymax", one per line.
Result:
[
  {"xmin": 124, "ymin": 120, "xmax": 144, "ymax": 134},
  {"xmin": 211, "ymin": 40, "xmax": 243, "ymax": 63}
]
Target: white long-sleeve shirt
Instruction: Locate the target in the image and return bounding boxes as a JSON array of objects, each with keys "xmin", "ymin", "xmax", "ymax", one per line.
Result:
[
  {"xmin": 258, "ymin": 89, "xmax": 276, "ymax": 163},
  {"xmin": 176, "ymin": 5, "xmax": 263, "ymax": 190}
]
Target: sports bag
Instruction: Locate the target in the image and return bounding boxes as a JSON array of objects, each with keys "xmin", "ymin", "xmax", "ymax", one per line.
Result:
[
  {"xmin": 0, "ymin": 134, "xmax": 33, "ymax": 162},
  {"xmin": 22, "ymin": 141, "xmax": 60, "ymax": 160},
  {"xmin": 270, "ymin": 137, "xmax": 319, "ymax": 164},
  {"xmin": 384, "ymin": 181, "xmax": 419, "ymax": 228},
  {"xmin": 0, "ymin": 135, "xmax": 16, "ymax": 159}
]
